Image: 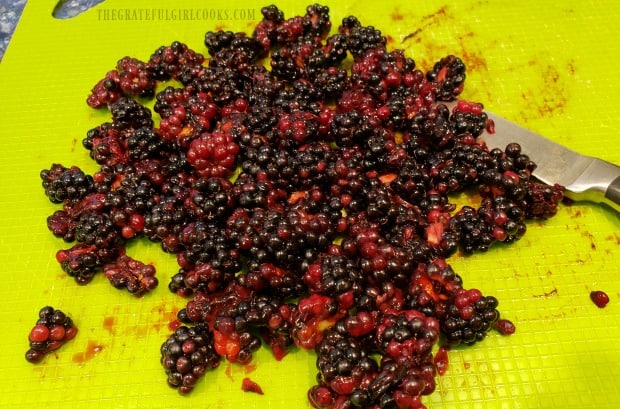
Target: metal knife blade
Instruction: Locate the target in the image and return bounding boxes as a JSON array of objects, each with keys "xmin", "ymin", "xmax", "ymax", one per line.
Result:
[{"xmin": 477, "ymin": 111, "xmax": 620, "ymax": 212}]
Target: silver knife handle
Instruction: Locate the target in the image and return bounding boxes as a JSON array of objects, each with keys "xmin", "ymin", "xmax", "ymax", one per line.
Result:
[{"xmin": 565, "ymin": 158, "xmax": 620, "ymax": 212}]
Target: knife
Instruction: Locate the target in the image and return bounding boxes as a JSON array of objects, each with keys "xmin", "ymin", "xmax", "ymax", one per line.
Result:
[{"xmin": 474, "ymin": 109, "xmax": 620, "ymax": 213}]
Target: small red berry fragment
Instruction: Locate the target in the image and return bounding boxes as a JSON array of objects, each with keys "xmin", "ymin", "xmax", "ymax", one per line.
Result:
[
  {"xmin": 26, "ymin": 306, "xmax": 77, "ymax": 364},
  {"xmin": 434, "ymin": 346, "xmax": 450, "ymax": 376},
  {"xmin": 494, "ymin": 319, "xmax": 516, "ymax": 335},
  {"xmin": 590, "ymin": 291, "xmax": 610, "ymax": 308},
  {"xmin": 242, "ymin": 377, "xmax": 264, "ymax": 395}
]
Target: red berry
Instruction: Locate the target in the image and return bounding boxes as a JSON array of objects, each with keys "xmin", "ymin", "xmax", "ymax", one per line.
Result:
[
  {"xmin": 590, "ymin": 291, "xmax": 610, "ymax": 308},
  {"xmin": 241, "ymin": 377, "xmax": 264, "ymax": 395},
  {"xmin": 49, "ymin": 325, "xmax": 66, "ymax": 341},
  {"xmin": 494, "ymin": 319, "xmax": 516, "ymax": 335},
  {"xmin": 29, "ymin": 324, "xmax": 50, "ymax": 343}
]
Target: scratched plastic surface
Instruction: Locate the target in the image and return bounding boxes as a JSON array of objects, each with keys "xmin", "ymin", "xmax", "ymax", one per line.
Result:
[{"xmin": 0, "ymin": 0, "xmax": 619, "ymax": 408}]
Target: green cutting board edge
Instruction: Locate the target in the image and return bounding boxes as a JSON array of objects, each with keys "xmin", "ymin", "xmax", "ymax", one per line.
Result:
[{"xmin": 0, "ymin": 0, "xmax": 618, "ymax": 408}]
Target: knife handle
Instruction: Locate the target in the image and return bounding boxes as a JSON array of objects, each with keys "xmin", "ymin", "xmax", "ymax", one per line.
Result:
[{"xmin": 567, "ymin": 158, "xmax": 620, "ymax": 213}]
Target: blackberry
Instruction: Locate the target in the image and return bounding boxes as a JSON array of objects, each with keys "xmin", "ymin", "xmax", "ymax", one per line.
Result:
[
  {"xmin": 170, "ymin": 262, "xmax": 233, "ymax": 297},
  {"xmin": 116, "ymin": 56, "xmax": 156, "ymax": 99},
  {"xmin": 390, "ymin": 156, "xmax": 429, "ymax": 205},
  {"xmin": 449, "ymin": 206, "xmax": 494, "ymax": 253},
  {"xmin": 126, "ymin": 127, "xmax": 168, "ymax": 160},
  {"xmin": 405, "ymin": 259, "xmax": 463, "ymax": 319},
  {"xmin": 176, "ymin": 221, "xmax": 241, "ymax": 274},
  {"xmin": 40, "ymin": 164, "xmax": 94, "ymax": 205},
  {"xmin": 160, "ymin": 324, "xmax": 220, "ymax": 394},
  {"xmin": 101, "ymin": 165, "xmax": 159, "ymax": 214},
  {"xmin": 302, "ymin": 4, "xmax": 331, "ymax": 38},
  {"xmin": 46, "ymin": 210, "xmax": 77, "ymax": 242},
  {"xmin": 252, "ymin": 5, "xmax": 284, "ymax": 50},
  {"xmin": 188, "ymin": 177, "xmax": 235, "ymax": 223},
  {"xmin": 214, "ymin": 293, "xmax": 295, "ymax": 362},
  {"xmin": 449, "ymin": 100, "xmax": 488, "ymax": 137},
  {"xmin": 275, "ymin": 111, "xmax": 320, "ymax": 148},
  {"xmin": 74, "ymin": 212, "xmax": 122, "ymax": 248},
  {"xmin": 211, "ymin": 32, "xmax": 266, "ymax": 67},
  {"xmin": 342, "ymin": 213, "xmax": 414, "ymax": 287},
  {"xmin": 62, "ymin": 192, "xmax": 107, "ymax": 220},
  {"xmin": 522, "ymin": 180, "xmax": 564, "ymax": 219},
  {"xmin": 426, "ymin": 55, "xmax": 466, "ymax": 101},
  {"xmin": 353, "ymin": 310, "xmax": 440, "ymax": 408},
  {"xmin": 86, "ymin": 70, "xmax": 123, "ymax": 108},
  {"xmin": 186, "ymin": 130, "xmax": 240, "ymax": 178},
  {"xmin": 180, "ymin": 281, "xmax": 253, "ymax": 324},
  {"xmin": 190, "ymin": 66, "xmax": 250, "ymax": 105},
  {"xmin": 292, "ymin": 293, "xmax": 343, "ymax": 350},
  {"xmin": 312, "ymin": 66, "xmax": 350, "ymax": 100},
  {"xmin": 441, "ymin": 289, "xmax": 499, "ymax": 346},
  {"xmin": 103, "ymin": 254, "xmax": 158, "ymax": 296},
  {"xmin": 231, "ymin": 174, "xmax": 281, "ymax": 210},
  {"xmin": 345, "ymin": 24, "xmax": 387, "ymax": 58},
  {"xmin": 303, "ymin": 250, "xmax": 363, "ymax": 309},
  {"xmin": 270, "ymin": 43, "xmax": 305, "ymax": 81},
  {"xmin": 56, "ymin": 243, "xmax": 123, "ymax": 285},
  {"xmin": 330, "ymin": 110, "xmax": 373, "ymax": 147},
  {"xmin": 275, "ymin": 15, "xmax": 305, "ymax": 45},
  {"xmin": 205, "ymin": 31, "xmax": 265, "ymax": 63},
  {"xmin": 26, "ymin": 306, "xmax": 78, "ymax": 364},
  {"xmin": 310, "ymin": 324, "xmax": 378, "ymax": 406},
  {"xmin": 143, "ymin": 195, "xmax": 190, "ymax": 252},
  {"xmin": 409, "ymin": 104, "xmax": 455, "ymax": 150},
  {"xmin": 109, "ymin": 97, "xmax": 154, "ymax": 130},
  {"xmin": 243, "ymin": 105, "xmax": 280, "ymax": 137},
  {"xmin": 289, "ymin": 141, "xmax": 334, "ymax": 187},
  {"xmin": 82, "ymin": 122, "xmax": 127, "ymax": 166},
  {"xmin": 148, "ymin": 41, "xmax": 205, "ymax": 81}
]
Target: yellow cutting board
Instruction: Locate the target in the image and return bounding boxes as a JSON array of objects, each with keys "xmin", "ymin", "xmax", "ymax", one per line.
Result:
[{"xmin": 0, "ymin": 0, "xmax": 618, "ymax": 408}]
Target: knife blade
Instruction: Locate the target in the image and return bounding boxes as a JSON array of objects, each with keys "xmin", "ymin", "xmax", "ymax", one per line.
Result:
[{"xmin": 476, "ymin": 110, "xmax": 620, "ymax": 212}]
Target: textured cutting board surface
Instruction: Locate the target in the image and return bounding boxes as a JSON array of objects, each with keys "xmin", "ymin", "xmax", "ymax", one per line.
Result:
[{"xmin": 0, "ymin": 0, "xmax": 619, "ymax": 408}]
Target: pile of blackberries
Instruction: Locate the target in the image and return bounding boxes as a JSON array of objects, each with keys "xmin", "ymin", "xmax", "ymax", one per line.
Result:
[{"xmin": 39, "ymin": 3, "xmax": 564, "ymax": 407}]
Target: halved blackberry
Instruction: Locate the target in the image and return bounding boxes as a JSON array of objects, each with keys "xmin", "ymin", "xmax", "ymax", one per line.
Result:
[
  {"xmin": 160, "ymin": 324, "xmax": 220, "ymax": 394},
  {"xmin": 426, "ymin": 55, "xmax": 466, "ymax": 101},
  {"xmin": 26, "ymin": 306, "xmax": 78, "ymax": 364},
  {"xmin": 86, "ymin": 70, "xmax": 123, "ymax": 109},
  {"xmin": 214, "ymin": 293, "xmax": 295, "ymax": 362},
  {"xmin": 56, "ymin": 243, "xmax": 123, "ymax": 285},
  {"xmin": 46, "ymin": 210, "xmax": 77, "ymax": 242},
  {"xmin": 116, "ymin": 56, "xmax": 156, "ymax": 99},
  {"xmin": 303, "ymin": 248, "xmax": 363, "ymax": 310},
  {"xmin": 148, "ymin": 41, "xmax": 205, "ymax": 81},
  {"xmin": 103, "ymin": 254, "xmax": 158, "ymax": 296}
]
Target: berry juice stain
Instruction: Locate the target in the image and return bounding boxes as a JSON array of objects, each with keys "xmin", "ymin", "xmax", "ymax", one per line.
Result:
[
  {"xmin": 72, "ymin": 340, "xmax": 105, "ymax": 365},
  {"xmin": 103, "ymin": 316, "xmax": 115, "ymax": 334}
]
